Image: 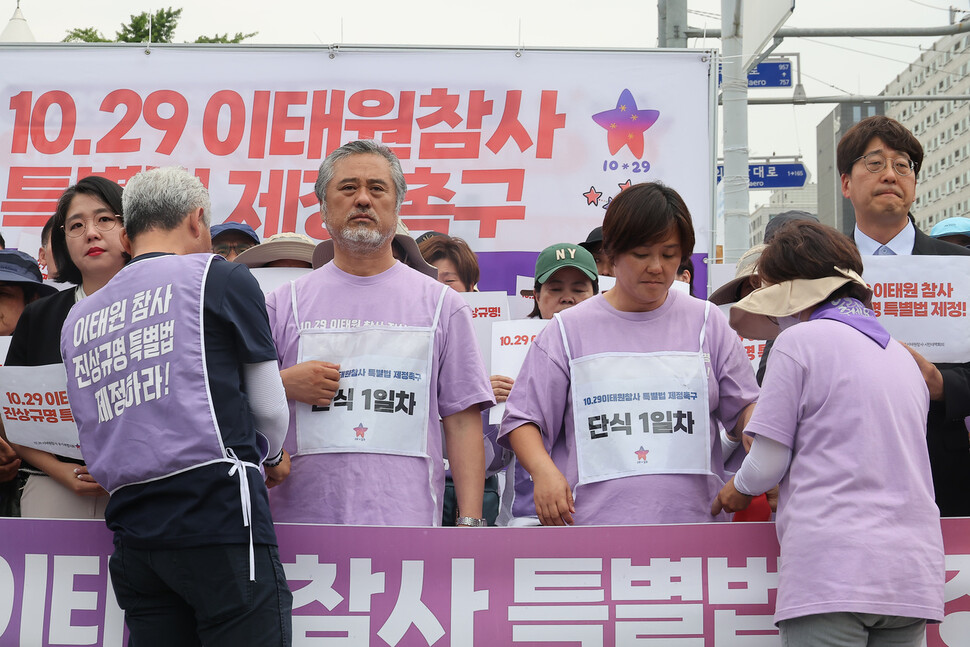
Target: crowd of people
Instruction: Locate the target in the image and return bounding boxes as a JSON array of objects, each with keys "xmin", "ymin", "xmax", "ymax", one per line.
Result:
[{"xmin": 0, "ymin": 114, "xmax": 962, "ymax": 646}]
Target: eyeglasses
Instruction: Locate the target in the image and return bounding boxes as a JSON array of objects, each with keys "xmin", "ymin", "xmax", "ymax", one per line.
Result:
[
  {"xmin": 852, "ymin": 151, "xmax": 916, "ymax": 176},
  {"xmin": 62, "ymin": 215, "xmax": 123, "ymax": 238},
  {"xmin": 212, "ymin": 241, "xmax": 256, "ymax": 257}
]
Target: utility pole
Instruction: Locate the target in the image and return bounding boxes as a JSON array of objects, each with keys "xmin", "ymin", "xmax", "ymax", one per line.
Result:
[
  {"xmin": 720, "ymin": 0, "xmax": 749, "ymax": 264},
  {"xmin": 658, "ymin": 0, "xmax": 688, "ymax": 48}
]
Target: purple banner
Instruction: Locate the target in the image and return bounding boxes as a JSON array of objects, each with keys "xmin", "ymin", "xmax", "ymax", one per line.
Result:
[{"xmin": 1, "ymin": 518, "xmax": 968, "ymax": 646}]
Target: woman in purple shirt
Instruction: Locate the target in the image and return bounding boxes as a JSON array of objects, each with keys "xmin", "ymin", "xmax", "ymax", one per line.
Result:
[{"xmin": 714, "ymin": 220, "xmax": 944, "ymax": 646}]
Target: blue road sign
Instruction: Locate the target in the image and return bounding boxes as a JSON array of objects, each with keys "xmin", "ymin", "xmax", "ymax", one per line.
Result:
[
  {"xmin": 718, "ymin": 59, "xmax": 793, "ymax": 88},
  {"xmin": 716, "ymin": 162, "xmax": 808, "ymax": 189}
]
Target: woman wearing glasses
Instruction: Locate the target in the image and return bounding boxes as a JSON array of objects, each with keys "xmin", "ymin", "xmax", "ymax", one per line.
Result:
[{"xmin": 6, "ymin": 176, "xmax": 128, "ymax": 518}]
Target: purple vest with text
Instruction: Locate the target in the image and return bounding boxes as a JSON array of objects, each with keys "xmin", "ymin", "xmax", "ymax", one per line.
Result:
[{"xmin": 60, "ymin": 254, "xmax": 227, "ymax": 493}]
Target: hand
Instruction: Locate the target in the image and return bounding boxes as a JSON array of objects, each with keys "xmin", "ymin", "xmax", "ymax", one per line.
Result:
[
  {"xmin": 264, "ymin": 450, "xmax": 291, "ymax": 489},
  {"xmin": 51, "ymin": 462, "xmax": 108, "ymax": 497},
  {"xmin": 0, "ymin": 439, "xmax": 21, "ymax": 483},
  {"xmin": 711, "ymin": 476, "xmax": 752, "ymax": 516},
  {"xmin": 490, "ymin": 375, "xmax": 514, "ymax": 403},
  {"xmin": 280, "ymin": 361, "xmax": 341, "ymax": 406},
  {"xmin": 899, "ymin": 342, "xmax": 944, "ymax": 401},
  {"xmin": 764, "ymin": 485, "xmax": 779, "ymax": 512},
  {"xmin": 532, "ymin": 464, "xmax": 575, "ymax": 526}
]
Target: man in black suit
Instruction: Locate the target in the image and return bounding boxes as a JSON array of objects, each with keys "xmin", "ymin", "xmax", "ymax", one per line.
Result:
[{"xmin": 839, "ymin": 115, "xmax": 970, "ymax": 517}]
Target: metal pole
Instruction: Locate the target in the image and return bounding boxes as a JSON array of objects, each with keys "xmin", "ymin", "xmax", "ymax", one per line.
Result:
[
  {"xmin": 658, "ymin": 0, "xmax": 688, "ymax": 48},
  {"xmin": 721, "ymin": 0, "xmax": 749, "ymax": 263},
  {"xmin": 685, "ymin": 21, "xmax": 970, "ymax": 39}
]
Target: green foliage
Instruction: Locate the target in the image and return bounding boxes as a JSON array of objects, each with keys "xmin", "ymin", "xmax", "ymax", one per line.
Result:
[
  {"xmin": 62, "ymin": 27, "xmax": 111, "ymax": 43},
  {"xmin": 115, "ymin": 7, "xmax": 183, "ymax": 43},
  {"xmin": 65, "ymin": 8, "xmax": 257, "ymax": 45},
  {"xmin": 194, "ymin": 31, "xmax": 258, "ymax": 44}
]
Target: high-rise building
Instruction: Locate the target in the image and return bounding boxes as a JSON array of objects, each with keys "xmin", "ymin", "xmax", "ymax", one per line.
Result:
[
  {"xmin": 748, "ymin": 183, "xmax": 818, "ymax": 247},
  {"xmin": 885, "ymin": 32, "xmax": 970, "ymax": 233}
]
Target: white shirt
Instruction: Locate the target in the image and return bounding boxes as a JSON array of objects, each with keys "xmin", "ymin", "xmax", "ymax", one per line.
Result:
[{"xmin": 853, "ymin": 220, "xmax": 916, "ymax": 256}]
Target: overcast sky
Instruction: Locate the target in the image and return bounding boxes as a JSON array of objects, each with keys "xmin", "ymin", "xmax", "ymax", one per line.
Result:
[{"xmin": 7, "ymin": 0, "xmax": 968, "ymax": 207}]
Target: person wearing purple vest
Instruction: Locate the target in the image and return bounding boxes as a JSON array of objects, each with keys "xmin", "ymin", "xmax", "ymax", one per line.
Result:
[
  {"xmin": 266, "ymin": 139, "xmax": 494, "ymax": 527},
  {"xmin": 713, "ymin": 220, "xmax": 944, "ymax": 646},
  {"xmin": 60, "ymin": 167, "xmax": 293, "ymax": 646}
]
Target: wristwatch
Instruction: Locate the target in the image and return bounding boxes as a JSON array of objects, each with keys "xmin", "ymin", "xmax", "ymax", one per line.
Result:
[{"xmin": 455, "ymin": 516, "xmax": 487, "ymax": 527}]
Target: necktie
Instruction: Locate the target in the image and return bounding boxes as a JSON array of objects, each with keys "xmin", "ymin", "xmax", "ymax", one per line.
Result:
[{"xmin": 874, "ymin": 245, "xmax": 896, "ymax": 256}]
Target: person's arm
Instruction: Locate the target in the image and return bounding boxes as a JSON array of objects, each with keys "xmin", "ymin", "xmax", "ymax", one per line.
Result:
[
  {"xmin": 900, "ymin": 343, "xmax": 944, "ymax": 401},
  {"xmin": 12, "ymin": 444, "xmax": 106, "ymax": 496},
  {"xmin": 507, "ymin": 422, "xmax": 574, "ymax": 526},
  {"xmin": 0, "ymin": 435, "xmax": 21, "ymax": 483},
  {"xmin": 442, "ymin": 405, "xmax": 486, "ymax": 524},
  {"xmin": 280, "ymin": 361, "xmax": 341, "ymax": 406},
  {"xmin": 243, "ymin": 360, "xmax": 291, "ymax": 487},
  {"xmin": 711, "ymin": 434, "xmax": 791, "ymax": 515}
]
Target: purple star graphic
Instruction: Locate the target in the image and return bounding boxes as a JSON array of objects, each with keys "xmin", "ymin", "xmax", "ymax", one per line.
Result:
[
  {"xmin": 635, "ymin": 446, "xmax": 649, "ymax": 462},
  {"xmin": 592, "ymin": 89, "xmax": 660, "ymax": 158}
]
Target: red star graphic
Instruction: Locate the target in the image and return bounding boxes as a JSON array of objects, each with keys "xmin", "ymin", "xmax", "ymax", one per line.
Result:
[
  {"xmin": 583, "ymin": 186, "xmax": 603, "ymax": 206},
  {"xmin": 354, "ymin": 423, "xmax": 367, "ymax": 439},
  {"xmin": 635, "ymin": 446, "xmax": 649, "ymax": 461},
  {"xmin": 618, "ymin": 179, "xmax": 632, "ymax": 192}
]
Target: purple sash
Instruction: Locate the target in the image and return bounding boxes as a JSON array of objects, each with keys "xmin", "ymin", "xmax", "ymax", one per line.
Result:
[{"xmin": 809, "ymin": 297, "xmax": 891, "ymax": 349}]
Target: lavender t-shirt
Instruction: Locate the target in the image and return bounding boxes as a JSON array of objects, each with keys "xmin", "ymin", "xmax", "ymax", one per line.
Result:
[
  {"xmin": 744, "ymin": 319, "xmax": 944, "ymax": 623},
  {"xmin": 499, "ymin": 290, "xmax": 759, "ymax": 525},
  {"xmin": 266, "ymin": 261, "xmax": 494, "ymax": 526}
]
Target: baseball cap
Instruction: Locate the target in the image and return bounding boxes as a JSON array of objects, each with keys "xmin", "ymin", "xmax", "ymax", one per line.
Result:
[
  {"xmin": 210, "ymin": 222, "xmax": 261, "ymax": 245},
  {"xmin": 0, "ymin": 250, "xmax": 57, "ymax": 297},
  {"xmin": 931, "ymin": 217, "xmax": 970, "ymax": 239},
  {"xmin": 414, "ymin": 231, "xmax": 447, "ymax": 245},
  {"xmin": 233, "ymin": 232, "xmax": 316, "ymax": 268},
  {"xmin": 535, "ymin": 243, "xmax": 598, "ymax": 284}
]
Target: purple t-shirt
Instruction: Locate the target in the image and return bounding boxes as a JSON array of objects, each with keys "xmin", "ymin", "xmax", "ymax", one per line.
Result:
[
  {"xmin": 499, "ymin": 290, "xmax": 759, "ymax": 525},
  {"xmin": 745, "ymin": 319, "xmax": 944, "ymax": 623},
  {"xmin": 266, "ymin": 261, "xmax": 494, "ymax": 526}
]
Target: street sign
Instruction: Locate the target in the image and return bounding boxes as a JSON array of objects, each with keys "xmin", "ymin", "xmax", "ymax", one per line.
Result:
[
  {"xmin": 718, "ymin": 60, "xmax": 792, "ymax": 88},
  {"xmin": 716, "ymin": 162, "xmax": 808, "ymax": 189}
]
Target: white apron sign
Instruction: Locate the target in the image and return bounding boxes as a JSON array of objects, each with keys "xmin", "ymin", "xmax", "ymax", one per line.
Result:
[
  {"xmin": 862, "ymin": 256, "xmax": 970, "ymax": 363},
  {"xmin": 0, "ymin": 364, "xmax": 81, "ymax": 460}
]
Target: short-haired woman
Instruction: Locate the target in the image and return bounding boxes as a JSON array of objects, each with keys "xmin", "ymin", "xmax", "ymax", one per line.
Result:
[{"xmin": 501, "ymin": 182, "xmax": 758, "ymax": 525}]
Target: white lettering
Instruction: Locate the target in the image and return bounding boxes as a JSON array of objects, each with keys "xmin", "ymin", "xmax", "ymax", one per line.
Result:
[{"xmin": 49, "ymin": 555, "xmax": 100, "ymax": 645}]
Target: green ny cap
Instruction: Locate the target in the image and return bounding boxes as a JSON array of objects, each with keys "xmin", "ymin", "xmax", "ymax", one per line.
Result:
[{"xmin": 535, "ymin": 243, "xmax": 599, "ymax": 284}]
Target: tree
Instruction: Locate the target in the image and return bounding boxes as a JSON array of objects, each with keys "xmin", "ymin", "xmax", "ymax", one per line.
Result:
[{"xmin": 62, "ymin": 7, "xmax": 256, "ymax": 44}]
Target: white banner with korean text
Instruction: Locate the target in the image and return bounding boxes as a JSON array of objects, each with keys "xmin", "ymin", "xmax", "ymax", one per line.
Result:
[
  {"xmin": 862, "ymin": 256, "xmax": 970, "ymax": 363},
  {"xmin": 0, "ymin": 45, "xmax": 715, "ymax": 259},
  {"xmin": 0, "ymin": 363, "xmax": 81, "ymax": 460}
]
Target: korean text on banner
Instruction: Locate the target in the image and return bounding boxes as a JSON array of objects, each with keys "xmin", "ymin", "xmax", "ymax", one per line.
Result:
[
  {"xmin": 460, "ymin": 291, "xmax": 510, "ymax": 375},
  {"xmin": 0, "ymin": 363, "xmax": 80, "ymax": 460},
  {"xmin": 862, "ymin": 256, "xmax": 970, "ymax": 363},
  {"xmin": 0, "ymin": 47, "xmax": 714, "ymax": 258},
  {"xmin": 489, "ymin": 318, "xmax": 548, "ymax": 425}
]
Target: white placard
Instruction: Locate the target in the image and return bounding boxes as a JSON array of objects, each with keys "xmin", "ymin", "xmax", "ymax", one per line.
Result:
[
  {"xmin": 717, "ymin": 303, "xmax": 764, "ymax": 376},
  {"xmin": 0, "ymin": 364, "xmax": 81, "ymax": 460},
  {"xmin": 488, "ymin": 318, "xmax": 549, "ymax": 425},
  {"xmin": 708, "ymin": 262, "xmax": 738, "ymax": 293},
  {"xmin": 249, "ymin": 267, "xmax": 313, "ymax": 295},
  {"xmin": 598, "ymin": 274, "xmax": 617, "ymax": 291},
  {"xmin": 862, "ymin": 256, "xmax": 970, "ymax": 363},
  {"xmin": 0, "ymin": 337, "xmax": 11, "ymax": 365},
  {"xmin": 460, "ymin": 291, "xmax": 510, "ymax": 374}
]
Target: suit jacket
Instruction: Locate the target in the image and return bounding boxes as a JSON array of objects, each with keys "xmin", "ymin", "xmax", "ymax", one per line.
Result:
[{"xmin": 910, "ymin": 220, "xmax": 970, "ymax": 517}]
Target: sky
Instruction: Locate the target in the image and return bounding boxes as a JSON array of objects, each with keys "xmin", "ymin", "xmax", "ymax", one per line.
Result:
[{"xmin": 5, "ymin": 0, "xmax": 969, "ymax": 208}]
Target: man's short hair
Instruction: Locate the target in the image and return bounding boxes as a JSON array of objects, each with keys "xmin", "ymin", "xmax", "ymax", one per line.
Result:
[
  {"xmin": 122, "ymin": 167, "xmax": 212, "ymax": 239},
  {"xmin": 315, "ymin": 140, "xmax": 408, "ymax": 214},
  {"xmin": 836, "ymin": 115, "xmax": 923, "ymax": 177},
  {"xmin": 41, "ymin": 215, "xmax": 55, "ymax": 246}
]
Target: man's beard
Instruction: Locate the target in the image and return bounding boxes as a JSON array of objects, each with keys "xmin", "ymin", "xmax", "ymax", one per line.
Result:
[{"xmin": 326, "ymin": 211, "xmax": 396, "ymax": 254}]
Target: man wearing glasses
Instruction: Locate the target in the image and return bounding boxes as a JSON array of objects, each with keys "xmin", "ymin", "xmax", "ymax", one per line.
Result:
[
  {"xmin": 838, "ymin": 115, "xmax": 970, "ymax": 517},
  {"xmin": 210, "ymin": 222, "xmax": 260, "ymax": 261}
]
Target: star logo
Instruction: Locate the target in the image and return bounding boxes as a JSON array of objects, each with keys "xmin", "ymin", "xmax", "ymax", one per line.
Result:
[
  {"xmin": 635, "ymin": 446, "xmax": 649, "ymax": 463},
  {"xmin": 354, "ymin": 423, "xmax": 367, "ymax": 440},
  {"xmin": 583, "ymin": 186, "xmax": 603, "ymax": 206},
  {"xmin": 592, "ymin": 89, "xmax": 660, "ymax": 158},
  {"xmin": 618, "ymin": 179, "xmax": 632, "ymax": 192}
]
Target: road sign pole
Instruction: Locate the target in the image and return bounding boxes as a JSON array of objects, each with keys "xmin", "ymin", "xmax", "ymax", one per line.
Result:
[{"xmin": 722, "ymin": 0, "xmax": 749, "ymax": 263}]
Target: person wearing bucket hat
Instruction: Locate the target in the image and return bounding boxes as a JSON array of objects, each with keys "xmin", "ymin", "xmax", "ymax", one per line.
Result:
[
  {"xmin": 234, "ymin": 232, "xmax": 316, "ymax": 268},
  {"xmin": 838, "ymin": 115, "xmax": 970, "ymax": 519},
  {"xmin": 714, "ymin": 220, "xmax": 944, "ymax": 646},
  {"xmin": 500, "ymin": 182, "xmax": 758, "ymax": 526},
  {"xmin": 265, "ymin": 140, "xmax": 494, "ymax": 527},
  {"xmin": 577, "ymin": 226, "xmax": 613, "ymax": 277},
  {"xmin": 0, "ymin": 249, "xmax": 57, "ymax": 335},
  {"xmin": 5, "ymin": 176, "xmax": 130, "ymax": 519}
]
